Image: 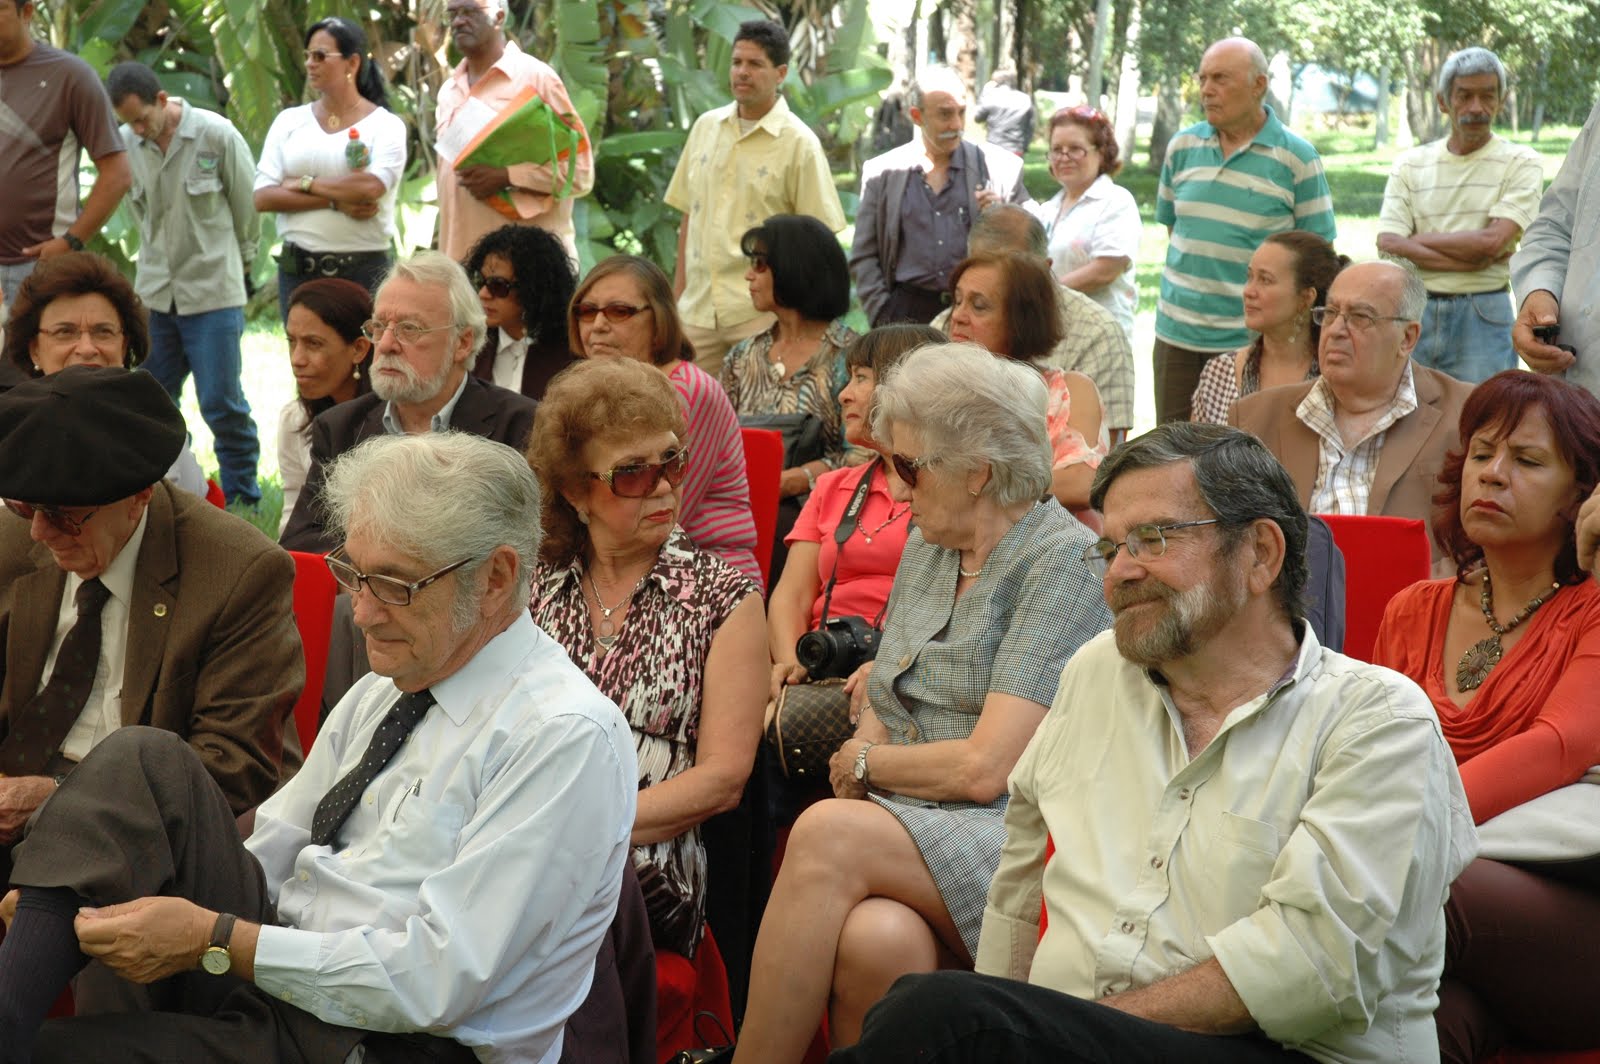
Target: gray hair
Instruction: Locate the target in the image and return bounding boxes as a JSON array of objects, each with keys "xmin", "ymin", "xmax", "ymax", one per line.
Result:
[
  {"xmin": 1089, "ymin": 423, "xmax": 1308, "ymax": 620},
  {"xmin": 1438, "ymin": 46, "xmax": 1506, "ymax": 99},
  {"xmin": 1394, "ymin": 260, "xmax": 1427, "ymax": 321},
  {"xmin": 872, "ymin": 342, "xmax": 1052, "ymax": 507},
  {"xmin": 379, "ymin": 250, "xmax": 487, "ymax": 358},
  {"xmin": 968, "ymin": 204, "xmax": 1048, "ymax": 257},
  {"xmin": 323, "ymin": 432, "xmax": 541, "ymax": 630},
  {"xmin": 908, "ymin": 66, "xmax": 967, "ymax": 110}
]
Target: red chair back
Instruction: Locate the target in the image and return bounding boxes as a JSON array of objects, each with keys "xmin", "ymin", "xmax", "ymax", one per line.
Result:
[
  {"xmin": 740, "ymin": 427, "xmax": 784, "ymax": 591},
  {"xmin": 204, "ymin": 479, "xmax": 226, "ymax": 508},
  {"xmin": 1316, "ymin": 514, "xmax": 1431, "ymax": 663},
  {"xmin": 287, "ymin": 551, "xmax": 337, "ymax": 753},
  {"xmin": 655, "ymin": 927, "xmax": 734, "ymax": 1064}
]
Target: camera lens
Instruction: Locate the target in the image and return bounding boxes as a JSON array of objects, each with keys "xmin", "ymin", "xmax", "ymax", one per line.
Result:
[{"xmin": 795, "ymin": 629, "xmax": 839, "ymax": 674}]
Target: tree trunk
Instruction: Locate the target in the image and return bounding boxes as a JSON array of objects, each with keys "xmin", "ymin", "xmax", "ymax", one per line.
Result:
[
  {"xmin": 947, "ymin": 0, "xmax": 979, "ymax": 94},
  {"xmin": 1375, "ymin": 62, "xmax": 1390, "ymax": 150},
  {"xmin": 1112, "ymin": 0, "xmax": 1141, "ymax": 164},
  {"xmin": 1086, "ymin": 0, "xmax": 1113, "ymax": 105},
  {"xmin": 1148, "ymin": 76, "xmax": 1182, "ymax": 172}
]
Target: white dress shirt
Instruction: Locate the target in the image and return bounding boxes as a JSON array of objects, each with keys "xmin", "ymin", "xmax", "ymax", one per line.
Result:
[
  {"xmin": 52, "ymin": 511, "xmax": 149, "ymax": 762},
  {"xmin": 246, "ymin": 612, "xmax": 638, "ymax": 1063},
  {"xmin": 491, "ymin": 329, "xmax": 530, "ymax": 393},
  {"xmin": 976, "ymin": 626, "xmax": 1477, "ymax": 1064}
]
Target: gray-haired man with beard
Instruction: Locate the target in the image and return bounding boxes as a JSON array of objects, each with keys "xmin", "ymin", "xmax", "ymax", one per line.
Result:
[
  {"xmin": 834, "ymin": 423, "xmax": 1476, "ymax": 1064},
  {"xmin": 280, "ymin": 250, "xmax": 537, "ymax": 553}
]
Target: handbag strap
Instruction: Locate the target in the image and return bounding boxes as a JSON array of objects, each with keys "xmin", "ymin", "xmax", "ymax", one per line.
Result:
[{"xmin": 817, "ymin": 460, "xmax": 880, "ymax": 626}]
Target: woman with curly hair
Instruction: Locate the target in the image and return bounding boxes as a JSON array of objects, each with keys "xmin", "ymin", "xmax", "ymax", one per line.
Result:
[{"xmin": 462, "ymin": 223, "xmax": 577, "ymax": 401}]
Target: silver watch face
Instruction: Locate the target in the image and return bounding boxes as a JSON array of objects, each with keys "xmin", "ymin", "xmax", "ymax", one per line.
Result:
[
  {"xmin": 201, "ymin": 947, "xmax": 231, "ymax": 975},
  {"xmin": 853, "ymin": 751, "xmax": 867, "ymax": 780}
]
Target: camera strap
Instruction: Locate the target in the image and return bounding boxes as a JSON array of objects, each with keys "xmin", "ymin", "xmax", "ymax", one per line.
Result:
[{"xmin": 817, "ymin": 459, "xmax": 882, "ymax": 627}]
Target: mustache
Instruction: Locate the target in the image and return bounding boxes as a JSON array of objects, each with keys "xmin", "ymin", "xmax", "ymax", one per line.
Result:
[
  {"xmin": 1108, "ymin": 581, "xmax": 1174, "ymax": 612},
  {"xmin": 1458, "ymin": 115, "xmax": 1491, "ymax": 125},
  {"xmin": 935, "ymin": 130, "xmax": 961, "ymax": 142}
]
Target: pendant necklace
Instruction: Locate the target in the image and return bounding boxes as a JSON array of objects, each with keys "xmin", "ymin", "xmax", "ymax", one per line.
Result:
[
  {"xmin": 587, "ymin": 568, "xmax": 648, "ymax": 655},
  {"xmin": 1455, "ymin": 572, "xmax": 1560, "ymax": 691},
  {"xmin": 859, "ymin": 504, "xmax": 908, "ymax": 545},
  {"xmin": 321, "ymin": 101, "xmax": 341, "ymax": 131}
]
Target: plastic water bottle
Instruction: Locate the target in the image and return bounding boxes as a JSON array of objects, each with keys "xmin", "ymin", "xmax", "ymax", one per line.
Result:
[{"xmin": 345, "ymin": 127, "xmax": 371, "ymax": 171}]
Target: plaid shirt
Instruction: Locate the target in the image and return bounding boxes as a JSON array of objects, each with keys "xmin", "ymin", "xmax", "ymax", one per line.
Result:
[{"xmin": 1298, "ymin": 362, "xmax": 1420, "ymax": 515}]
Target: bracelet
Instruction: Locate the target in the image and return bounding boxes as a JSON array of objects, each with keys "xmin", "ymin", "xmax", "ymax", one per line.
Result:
[
  {"xmin": 299, "ymin": 175, "xmax": 315, "ymax": 194},
  {"xmin": 803, "ymin": 465, "xmax": 817, "ymax": 493}
]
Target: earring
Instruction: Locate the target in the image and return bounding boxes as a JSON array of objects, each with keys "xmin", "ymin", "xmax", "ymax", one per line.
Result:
[
  {"xmin": 351, "ymin": 364, "xmax": 360, "ymax": 379},
  {"xmin": 969, "ymin": 489, "xmax": 979, "ymax": 498},
  {"xmin": 576, "ymin": 509, "xmax": 590, "ymax": 525}
]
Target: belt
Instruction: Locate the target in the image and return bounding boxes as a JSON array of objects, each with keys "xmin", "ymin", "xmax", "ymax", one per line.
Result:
[
  {"xmin": 1425, "ymin": 286, "xmax": 1509, "ymax": 299},
  {"xmin": 278, "ymin": 241, "xmax": 390, "ymax": 278}
]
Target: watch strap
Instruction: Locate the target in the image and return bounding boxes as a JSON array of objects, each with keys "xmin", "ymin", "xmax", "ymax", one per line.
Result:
[
  {"xmin": 62, "ymin": 232, "xmax": 85, "ymax": 252},
  {"xmin": 209, "ymin": 911, "xmax": 237, "ymax": 951}
]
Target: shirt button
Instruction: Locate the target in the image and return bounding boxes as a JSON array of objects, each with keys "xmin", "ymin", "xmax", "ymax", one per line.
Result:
[
  {"xmin": 1149, "ymin": 856, "xmax": 1164, "ymax": 870},
  {"xmin": 1178, "ymin": 788, "xmax": 1191, "ymax": 800},
  {"xmin": 282, "ymin": 991, "xmax": 295, "ymax": 1002},
  {"xmin": 899, "ymin": 655, "xmax": 911, "ymax": 668},
  {"xmin": 365, "ymin": 795, "xmax": 374, "ymax": 805},
  {"xmin": 1121, "ymin": 920, "xmax": 1135, "ymax": 934},
  {"xmin": 298, "ymin": 871, "xmax": 309, "ymax": 882}
]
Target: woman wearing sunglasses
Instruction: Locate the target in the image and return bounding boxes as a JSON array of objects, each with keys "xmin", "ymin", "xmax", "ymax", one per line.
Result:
[
  {"xmin": 1026, "ymin": 105, "xmax": 1140, "ymax": 347},
  {"xmin": 253, "ymin": 16, "xmax": 405, "ymax": 320},
  {"xmin": 462, "ymin": 224, "xmax": 577, "ymax": 401},
  {"xmin": 527, "ymin": 356, "xmax": 767, "ymax": 967},
  {"xmin": 569, "ymin": 255, "xmax": 761, "ymax": 585},
  {"xmin": 732, "ymin": 344, "xmax": 1111, "ymax": 1063},
  {"xmin": 2, "ymin": 252, "xmax": 206, "ymax": 496}
]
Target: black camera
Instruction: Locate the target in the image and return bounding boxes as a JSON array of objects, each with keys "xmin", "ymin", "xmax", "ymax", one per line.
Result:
[
  {"xmin": 795, "ymin": 616, "xmax": 881, "ymax": 679},
  {"xmin": 1533, "ymin": 323, "xmax": 1578, "ymax": 356}
]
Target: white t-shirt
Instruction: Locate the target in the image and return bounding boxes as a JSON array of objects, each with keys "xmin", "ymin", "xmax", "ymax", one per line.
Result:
[{"xmin": 254, "ymin": 104, "xmax": 406, "ymax": 252}]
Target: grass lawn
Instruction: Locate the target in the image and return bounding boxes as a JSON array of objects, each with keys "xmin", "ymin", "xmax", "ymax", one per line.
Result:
[{"xmin": 183, "ymin": 123, "xmax": 1582, "ymax": 537}]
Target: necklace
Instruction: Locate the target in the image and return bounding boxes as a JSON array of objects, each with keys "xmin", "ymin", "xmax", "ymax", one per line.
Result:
[
  {"xmin": 958, "ymin": 567, "xmax": 982, "ymax": 579},
  {"xmin": 1455, "ymin": 572, "xmax": 1561, "ymax": 691},
  {"xmin": 586, "ymin": 568, "xmax": 648, "ymax": 654},
  {"xmin": 859, "ymin": 504, "xmax": 908, "ymax": 545},
  {"xmin": 321, "ymin": 101, "xmax": 341, "ymax": 131}
]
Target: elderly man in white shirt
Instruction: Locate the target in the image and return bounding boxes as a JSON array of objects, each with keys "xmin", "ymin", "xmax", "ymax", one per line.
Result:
[
  {"xmin": 0, "ymin": 432, "xmax": 637, "ymax": 1064},
  {"xmin": 832, "ymin": 422, "xmax": 1476, "ymax": 1064}
]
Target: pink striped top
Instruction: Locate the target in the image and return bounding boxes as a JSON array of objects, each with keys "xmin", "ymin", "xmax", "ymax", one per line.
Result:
[{"xmin": 670, "ymin": 361, "xmax": 761, "ymax": 584}]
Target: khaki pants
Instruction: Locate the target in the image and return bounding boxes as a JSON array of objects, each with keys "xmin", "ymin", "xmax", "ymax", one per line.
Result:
[{"xmin": 681, "ymin": 313, "xmax": 775, "ymax": 382}]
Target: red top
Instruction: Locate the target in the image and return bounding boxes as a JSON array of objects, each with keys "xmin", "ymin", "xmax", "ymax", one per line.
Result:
[
  {"xmin": 785, "ymin": 461, "xmax": 910, "ymax": 629},
  {"xmin": 669, "ymin": 361, "xmax": 761, "ymax": 585},
  {"xmin": 1372, "ymin": 576, "xmax": 1600, "ymax": 823}
]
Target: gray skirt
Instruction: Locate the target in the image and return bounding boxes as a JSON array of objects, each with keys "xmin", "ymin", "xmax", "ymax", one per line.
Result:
[{"xmin": 870, "ymin": 792, "xmax": 1008, "ymax": 958}]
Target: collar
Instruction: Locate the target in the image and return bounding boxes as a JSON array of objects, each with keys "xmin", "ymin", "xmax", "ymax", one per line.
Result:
[
  {"xmin": 1297, "ymin": 359, "xmax": 1420, "ymax": 446},
  {"xmin": 426, "ymin": 610, "xmax": 540, "ymax": 726},
  {"xmin": 450, "ymin": 37, "xmax": 526, "ymax": 88},
  {"xmin": 723, "ymin": 95, "xmax": 793, "ymax": 137},
  {"xmin": 496, "ymin": 328, "xmax": 530, "ymax": 357},
  {"xmin": 66, "ymin": 507, "xmax": 149, "ymax": 608},
  {"xmin": 1148, "ymin": 620, "xmax": 1318, "ymax": 733},
  {"xmin": 547, "ymin": 526, "xmax": 697, "ymax": 601},
  {"xmin": 1197, "ymin": 104, "xmax": 1288, "ymax": 152},
  {"xmin": 382, "ymin": 368, "xmax": 471, "ymax": 436}
]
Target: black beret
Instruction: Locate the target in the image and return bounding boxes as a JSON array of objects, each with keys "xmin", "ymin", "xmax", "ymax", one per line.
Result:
[{"xmin": 0, "ymin": 365, "xmax": 186, "ymax": 505}]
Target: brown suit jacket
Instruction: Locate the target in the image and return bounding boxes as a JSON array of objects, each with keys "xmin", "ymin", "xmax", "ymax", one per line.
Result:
[
  {"xmin": 1230, "ymin": 362, "xmax": 1475, "ymax": 569},
  {"xmin": 0, "ymin": 482, "xmax": 302, "ymax": 814}
]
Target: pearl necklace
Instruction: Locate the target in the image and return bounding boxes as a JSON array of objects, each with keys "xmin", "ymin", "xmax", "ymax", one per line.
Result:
[{"xmin": 587, "ymin": 569, "xmax": 648, "ymax": 654}]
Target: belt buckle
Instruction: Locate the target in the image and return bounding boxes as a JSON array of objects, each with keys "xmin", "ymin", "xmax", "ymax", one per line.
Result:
[{"xmin": 316, "ymin": 254, "xmax": 341, "ymax": 277}]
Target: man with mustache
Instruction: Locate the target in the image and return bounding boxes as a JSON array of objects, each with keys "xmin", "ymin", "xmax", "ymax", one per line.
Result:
[
  {"xmin": 280, "ymin": 250, "xmax": 537, "ymax": 553},
  {"xmin": 1377, "ymin": 47, "xmax": 1541, "ymax": 383},
  {"xmin": 832, "ymin": 423, "xmax": 1476, "ymax": 1064},
  {"xmin": 851, "ymin": 66, "xmax": 1029, "ymax": 328}
]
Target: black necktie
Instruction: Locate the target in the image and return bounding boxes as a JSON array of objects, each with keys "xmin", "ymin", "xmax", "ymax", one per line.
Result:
[
  {"xmin": 0, "ymin": 578, "xmax": 112, "ymax": 775},
  {"xmin": 309, "ymin": 688, "xmax": 435, "ymax": 847}
]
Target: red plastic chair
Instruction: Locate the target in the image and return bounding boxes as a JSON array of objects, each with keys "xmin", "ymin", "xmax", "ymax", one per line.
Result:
[
  {"xmin": 204, "ymin": 478, "xmax": 226, "ymax": 508},
  {"xmin": 655, "ymin": 926, "xmax": 734, "ymax": 1064},
  {"xmin": 740, "ymin": 427, "xmax": 784, "ymax": 591},
  {"xmin": 287, "ymin": 551, "xmax": 337, "ymax": 753},
  {"xmin": 1315, "ymin": 514, "xmax": 1431, "ymax": 663}
]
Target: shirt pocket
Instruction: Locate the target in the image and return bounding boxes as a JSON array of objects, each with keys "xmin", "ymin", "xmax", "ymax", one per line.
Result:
[
  {"xmin": 1199, "ymin": 811, "xmax": 1283, "ymax": 918},
  {"xmin": 186, "ymin": 173, "xmax": 224, "ymax": 198},
  {"xmin": 367, "ymin": 790, "xmax": 466, "ymax": 891}
]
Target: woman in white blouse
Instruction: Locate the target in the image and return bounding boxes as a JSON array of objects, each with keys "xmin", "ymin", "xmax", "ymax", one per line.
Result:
[
  {"xmin": 1027, "ymin": 105, "xmax": 1141, "ymax": 345},
  {"xmin": 253, "ymin": 17, "xmax": 406, "ymax": 320}
]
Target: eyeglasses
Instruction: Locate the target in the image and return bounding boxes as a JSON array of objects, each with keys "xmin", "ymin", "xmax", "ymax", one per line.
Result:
[
  {"xmin": 590, "ymin": 448, "xmax": 689, "ymax": 498},
  {"xmin": 746, "ymin": 253, "xmax": 770, "ymax": 273},
  {"xmin": 890, "ymin": 452, "xmax": 939, "ymax": 489},
  {"xmin": 4, "ymin": 499, "xmax": 102, "ymax": 536},
  {"xmin": 1310, "ymin": 306, "xmax": 1409, "ymax": 332},
  {"xmin": 360, "ymin": 319, "xmax": 454, "ymax": 346},
  {"xmin": 574, "ymin": 302, "xmax": 650, "ymax": 325},
  {"xmin": 1081, "ymin": 519, "xmax": 1220, "ymax": 576},
  {"xmin": 1048, "ymin": 145, "xmax": 1092, "ymax": 161},
  {"xmin": 40, "ymin": 323, "xmax": 123, "ymax": 346},
  {"xmin": 324, "ymin": 549, "xmax": 475, "ymax": 606},
  {"xmin": 305, "ymin": 48, "xmax": 341, "ymax": 63},
  {"xmin": 474, "ymin": 274, "xmax": 515, "ymax": 299}
]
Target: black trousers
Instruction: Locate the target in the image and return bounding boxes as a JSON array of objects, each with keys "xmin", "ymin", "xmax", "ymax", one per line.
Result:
[
  {"xmin": 875, "ymin": 284, "xmax": 947, "ymax": 328},
  {"xmin": 10, "ymin": 727, "xmax": 471, "ymax": 1064},
  {"xmin": 827, "ymin": 971, "xmax": 1314, "ymax": 1064}
]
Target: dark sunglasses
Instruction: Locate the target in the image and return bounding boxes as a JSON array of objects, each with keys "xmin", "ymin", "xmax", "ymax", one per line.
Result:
[
  {"xmin": 590, "ymin": 448, "xmax": 689, "ymax": 498},
  {"xmin": 474, "ymin": 273, "xmax": 515, "ymax": 299},
  {"xmin": 746, "ymin": 253, "xmax": 770, "ymax": 273},
  {"xmin": 305, "ymin": 48, "xmax": 341, "ymax": 63},
  {"xmin": 889, "ymin": 453, "xmax": 937, "ymax": 489},
  {"xmin": 574, "ymin": 302, "xmax": 650, "ymax": 324},
  {"xmin": 4, "ymin": 499, "xmax": 101, "ymax": 536}
]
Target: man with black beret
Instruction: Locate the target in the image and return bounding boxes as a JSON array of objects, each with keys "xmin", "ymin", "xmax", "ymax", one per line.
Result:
[{"xmin": 0, "ymin": 366, "xmax": 301, "ymax": 869}]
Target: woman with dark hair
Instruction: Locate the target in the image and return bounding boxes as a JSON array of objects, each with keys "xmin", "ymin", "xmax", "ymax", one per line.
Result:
[
  {"xmin": 722, "ymin": 215, "xmax": 861, "ymax": 499},
  {"xmin": 1, "ymin": 251, "xmax": 204, "ymax": 492},
  {"xmin": 1372, "ymin": 370, "xmax": 1600, "ymax": 1064},
  {"xmin": 253, "ymin": 16, "xmax": 405, "ymax": 319},
  {"xmin": 1027, "ymin": 105, "xmax": 1140, "ymax": 343},
  {"xmin": 463, "ymin": 224, "xmax": 577, "ymax": 401},
  {"xmin": 1190, "ymin": 231, "xmax": 1347, "ymax": 425},
  {"xmin": 276, "ymin": 278, "xmax": 372, "ymax": 531},
  {"xmin": 571, "ymin": 255, "xmax": 760, "ymax": 584},
  {"xmin": 946, "ymin": 250, "xmax": 1106, "ymax": 514}
]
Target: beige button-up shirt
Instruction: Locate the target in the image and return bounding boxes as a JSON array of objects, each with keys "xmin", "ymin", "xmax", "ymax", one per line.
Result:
[{"xmin": 977, "ymin": 627, "xmax": 1476, "ymax": 1064}]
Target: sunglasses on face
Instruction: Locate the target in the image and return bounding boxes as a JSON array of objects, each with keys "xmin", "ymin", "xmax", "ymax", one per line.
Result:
[
  {"xmin": 890, "ymin": 452, "xmax": 938, "ymax": 489},
  {"xmin": 474, "ymin": 274, "xmax": 515, "ymax": 299},
  {"xmin": 305, "ymin": 48, "xmax": 342, "ymax": 63},
  {"xmin": 574, "ymin": 302, "xmax": 650, "ymax": 325},
  {"xmin": 4, "ymin": 499, "xmax": 101, "ymax": 536},
  {"xmin": 746, "ymin": 253, "xmax": 770, "ymax": 273},
  {"xmin": 590, "ymin": 448, "xmax": 689, "ymax": 498}
]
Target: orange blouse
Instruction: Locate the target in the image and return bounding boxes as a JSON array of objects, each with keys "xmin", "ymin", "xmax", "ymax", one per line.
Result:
[{"xmin": 1372, "ymin": 576, "xmax": 1600, "ymax": 824}]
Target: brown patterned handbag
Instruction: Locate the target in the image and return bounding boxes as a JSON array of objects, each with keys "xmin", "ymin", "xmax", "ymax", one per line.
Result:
[{"xmin": 764, "ymin": 678, "xmax": 854, "ymax": 780}]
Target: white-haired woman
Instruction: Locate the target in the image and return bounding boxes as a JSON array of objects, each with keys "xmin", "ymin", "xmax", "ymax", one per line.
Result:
[{"xmin": 730, "ymin": 344, "xmax": 1113, "ymax": 1063}]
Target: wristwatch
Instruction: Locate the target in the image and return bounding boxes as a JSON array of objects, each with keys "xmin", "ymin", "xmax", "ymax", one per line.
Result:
[
  {"xmin": 61, "ymin": 232, "xmax": 84, "ymax": 252},
  {"xmin": 853, "ymin": 741, "xmax": 875, "ymax": 784},
  {"xmin": 200, "ymin": 912, "xmax": 238, "ymax": 975},
  {"xmin": 299, "ymin": 174, "xmax": 315, "ymax": 193}
]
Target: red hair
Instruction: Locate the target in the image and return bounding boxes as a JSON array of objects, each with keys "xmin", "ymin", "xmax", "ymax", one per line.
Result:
[
  {"xmin": 1048, "ymin": 105, "xmax": 1121, "ymax": 177},
  {"xmin": 1433, "ymin": 370, "xmax": 1600, "ymax": 584}
]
